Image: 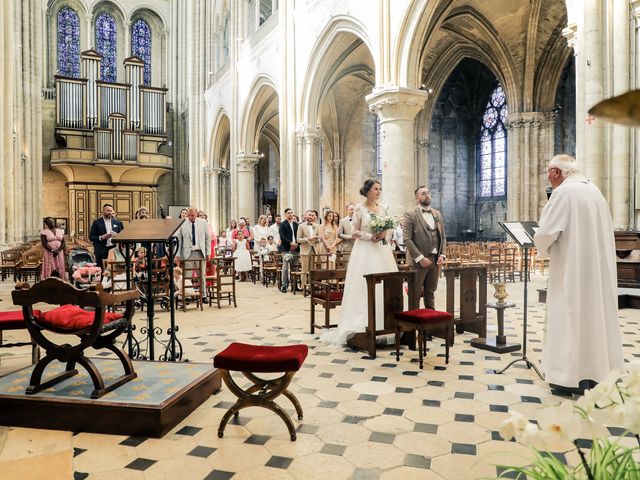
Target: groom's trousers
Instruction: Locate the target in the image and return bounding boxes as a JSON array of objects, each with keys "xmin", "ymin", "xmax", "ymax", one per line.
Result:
[{"xmin": 414, "ymin": 254, "xmax": 440, "ymax": 309}]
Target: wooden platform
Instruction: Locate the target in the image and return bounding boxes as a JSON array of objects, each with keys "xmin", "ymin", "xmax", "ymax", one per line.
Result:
[{"xmin": 0, "ymin": 358, "xmax": 221, "ymax": 438}]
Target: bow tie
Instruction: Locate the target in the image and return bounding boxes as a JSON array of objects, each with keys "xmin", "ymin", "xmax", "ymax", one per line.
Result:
[
  {"xmin": 307, "ymin": 222, "xmax": 313, "ymax": 226},
  {"xmin": 422, "ymin": 209, "xmax": 432, "ymax": 214}
]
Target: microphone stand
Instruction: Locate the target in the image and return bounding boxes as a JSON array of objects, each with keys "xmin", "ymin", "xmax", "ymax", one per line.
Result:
[{"xmin": 493, "ymin": 245, "xmax": 543, "ymax": 379}]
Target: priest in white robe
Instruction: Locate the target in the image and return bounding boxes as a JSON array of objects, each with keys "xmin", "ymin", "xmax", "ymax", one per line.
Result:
[{"xmin": 534, "ymin": 154, "xmax": 624, "ymax": 393}]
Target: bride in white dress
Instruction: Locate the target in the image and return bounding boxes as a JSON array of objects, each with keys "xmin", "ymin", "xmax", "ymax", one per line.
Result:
[{"xmin": 321, "ymin": 179, "xmax": 398, "ymax": 346}]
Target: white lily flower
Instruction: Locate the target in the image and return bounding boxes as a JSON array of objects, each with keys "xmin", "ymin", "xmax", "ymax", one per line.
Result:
[
  {"xmin": 622, "ymin": 361, "xmax": 640, "ymax": 397},
  {"xmin": 621, "ymin": 397, "xmax": 640, "ymax": 434},
  {"xmin": 537, "ymin": 400, "xmax": 585, "ymax": 443},
  {"xmin": 499, "ymin": 410, "xmax": 530, "ymax": 441}
]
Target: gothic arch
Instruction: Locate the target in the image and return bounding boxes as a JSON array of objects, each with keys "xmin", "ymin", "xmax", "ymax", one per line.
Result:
[
  {"xmin": 299, "ymin": 15, "xmax": 376, "ymax": 125},
  {"xmin": 534, "ymin": 25, "xmax": 572, "ymax": 111},
  {"xmin": 239, "ymin": 75, "xmax": 279, "ymax": 155},
  {"xmin": 210, "ymin": 108, "xmax": 231, "ymax": 170}
]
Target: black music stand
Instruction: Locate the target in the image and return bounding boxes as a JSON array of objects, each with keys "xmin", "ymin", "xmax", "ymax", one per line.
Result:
[
  {"xmin": 114, "ymin": 218, "xmax": 184, "ymax": 361},
  {"xmin": 493, "ymin": 221, "xmax": 543, "ymax": 379}
]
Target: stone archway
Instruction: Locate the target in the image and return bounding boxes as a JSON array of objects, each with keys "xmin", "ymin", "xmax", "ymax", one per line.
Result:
[
  {"xmin": 207, "ymin": 110, "xmax": 231, "ymax": 232},
  {"xmin": 239, "ymin": 77, "xmax": 279, "ymax": 219}
]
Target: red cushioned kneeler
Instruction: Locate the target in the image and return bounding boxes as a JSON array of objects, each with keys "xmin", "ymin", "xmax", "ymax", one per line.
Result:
[
  {"xmin": 394, "ymin": 308, "xmax": 453, "ymax": 369},
  {"xmin": 214, "ymin": 342, "xmax": 308, "ymax": 441}
]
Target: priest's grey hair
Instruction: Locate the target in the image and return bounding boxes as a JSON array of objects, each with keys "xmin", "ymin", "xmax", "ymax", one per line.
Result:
[{"xmin": 549, "ymin": 154, "xmax": 580, "ymax": 177}]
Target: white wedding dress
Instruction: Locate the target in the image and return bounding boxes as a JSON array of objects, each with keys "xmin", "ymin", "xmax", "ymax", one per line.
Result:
[{"xmin": 320, "ymin": 203, "xmax": 398, "ymax": 346}]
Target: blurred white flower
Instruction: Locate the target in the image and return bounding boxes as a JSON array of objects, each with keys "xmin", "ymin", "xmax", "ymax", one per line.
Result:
[
  {"xmin": 622, "ymin": 361, "xmax": 640, "ymax": 396},
  {"xmin": 621, "ymin": 397, "xmax": 640, "ymax": 434},
  {"xmin": 537, "ymin": 400, "xmax": 585, "ymax": 444},
  {"xmin": 590, "ymin": 370, "xmax": 623, "ymax": 407},
  {"xmin": 499, "ymin": 411, "xmax": 530, "ymax": 441}
]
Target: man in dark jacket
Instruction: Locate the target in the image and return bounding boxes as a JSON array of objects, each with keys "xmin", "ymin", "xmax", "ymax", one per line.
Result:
[
  {"xmin": 278, "ymin": 208, "xmax": 299, "ymax": 292},
  {"xmin": 89, "ymin": 204, "xmax": 124, "ymax": 269}
]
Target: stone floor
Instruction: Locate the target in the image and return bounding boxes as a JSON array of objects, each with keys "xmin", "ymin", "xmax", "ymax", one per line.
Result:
[{"xmin": 0, "ymin": 274, "xmax": 638, "ymax": 480}]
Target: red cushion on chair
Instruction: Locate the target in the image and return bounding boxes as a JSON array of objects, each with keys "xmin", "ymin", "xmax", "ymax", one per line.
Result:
[
  {"xmin": 40, "ymin": 305, "xmax": 123, "ymax": 331},
  {"xmin": 312, "ymin": 291, "xmax": 343, "ymax": 302},
  {"xmin": 394, "ymin": 308, "xmax": 453, "ymax": 325},
  {"xmin": 0, "ymin": 310, "xmax": 42, "ymax": 330},
  {"xmin": 214, "ymin": 342, "xmax": 308, "ymax": 373}
]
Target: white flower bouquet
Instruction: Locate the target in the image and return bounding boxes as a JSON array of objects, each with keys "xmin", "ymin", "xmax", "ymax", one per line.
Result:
[
  {"xmin": 498, "ymin": 362, "xmax": 640, "ymax": 479},
  {"xmin": 369, "ymin": 211, "xmax": 399, "ymax": 246}
]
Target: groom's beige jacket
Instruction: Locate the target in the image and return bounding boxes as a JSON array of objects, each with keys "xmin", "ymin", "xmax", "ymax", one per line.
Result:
[{"xmin": 402, "ymin": 206, "xmax": 446, "ymax": 266}]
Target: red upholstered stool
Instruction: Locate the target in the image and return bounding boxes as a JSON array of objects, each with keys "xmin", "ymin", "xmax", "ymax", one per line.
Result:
[
  {"xmin": 214, "ymin": 342, "xmax": 308, "ymax": 441},
  {"xmin": 0, "ymin": 310, "xmax": 42, "ymax": 363},
  {"xmin": 394, "ymin": 309, "xmax": 454, "ymax": 369}
]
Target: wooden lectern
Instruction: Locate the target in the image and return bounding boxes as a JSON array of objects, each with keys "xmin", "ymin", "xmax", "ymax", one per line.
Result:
[{"xmin": 114, "ymin": 218, "xmax": 183, "ymax": 361}]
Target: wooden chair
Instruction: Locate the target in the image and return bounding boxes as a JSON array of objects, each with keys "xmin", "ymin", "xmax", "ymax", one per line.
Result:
[
  {"xmin": 177, "ymin": 258, "xmax": 204, "ymax": 311},
  {"xmin": 262, "ymin": 252, "xmax": 281, "ymax": 288},
  {"xmin": 487, "ymin": 246, "xmax": 503, "ymax": 283},
  {"xmin": 207, "ymin": 257, "xmax": 237, "ymax": 308},
  {"xmin": 11, "ymin": 277, "xmax": 139, "ymax": 399},
  {"xmin": 1, "ymin": 249, "xmax": 22, "ymax": 282},
  {"xmin": 18, "ymin": 250, "xmax": 42, "ymax": 283},
  {"xmin": 347, "ymin": 270, "xmax": 419, "ymax": 359},
  {"xmin": 250, "ymin": 253, "xmax": 261, "ymax": 284},
  {"xmin": 335, "ymin": 251, "xmax": 350, "ymax": 269},
  {"xmin": 309, "ymin": 269, "xmax": 346, "ymax": 333}
]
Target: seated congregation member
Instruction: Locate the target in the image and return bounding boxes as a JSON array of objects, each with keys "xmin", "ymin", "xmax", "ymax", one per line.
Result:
[
  {"xmin": 173, "ymin": 266, "xmax": 199, "ymax": 300},
  {"xmin": 232, "ymin": 230, "xmax": 252, "ymax": 281},
  {"xmin": 266, "ymin": 235, "xmax": 278, "ymax": 252}
]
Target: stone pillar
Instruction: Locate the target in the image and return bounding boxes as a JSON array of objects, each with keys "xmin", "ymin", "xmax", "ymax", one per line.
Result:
[
  {"xmin": 295, "ymin": 128, "xmax": 305, "ymax": 214},
  {"xmin": 506, "ymin": 112, "xmax": 556, "ymax": 221},
  {"xmin": 210, "ymin": 167, "xmax": 222, "ymax": 233},
  {"xmin": 236, "ymin": 154, "xmax": 260, "ymax": 219},
  {"xmin": 633, "ymin": 2, "xmax": 640, "ymax": 228},
  {"xmin": 366, "ymin": 87, "xmax": 428, "ymax": 215},
  {"xmin": 303, "ymin": 128, "xmax": 321, "ymax": 210}
]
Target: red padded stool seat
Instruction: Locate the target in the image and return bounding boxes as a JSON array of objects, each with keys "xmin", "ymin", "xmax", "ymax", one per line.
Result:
[
  {"xmin": 214, "ymin": 342, "xmax": 308, "ymax": 441},
  {"xmin": 0, "ymin": 310, "xmax": 42, "ymax": 364},
  {"xmin": 214, "ymin": 342, "xmax": 307, "ymax": 373},
  {"xmin": 40, "ymin": 305, "xmax": 123, "ymax": 332},
  {"xmin": 394, "ymin": 308, "xmax": 453, "ymax": 369}
]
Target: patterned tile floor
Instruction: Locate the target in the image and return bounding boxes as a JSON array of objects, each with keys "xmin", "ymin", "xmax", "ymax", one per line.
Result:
[{"xmin": 0, "ymin": 274, "xmax": 638, "ymax": 479}]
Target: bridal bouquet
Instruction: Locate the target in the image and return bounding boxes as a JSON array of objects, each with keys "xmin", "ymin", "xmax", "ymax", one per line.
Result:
[{"xmin": 369, "ymin": 211, "xmax": 399, "ymax": 245}]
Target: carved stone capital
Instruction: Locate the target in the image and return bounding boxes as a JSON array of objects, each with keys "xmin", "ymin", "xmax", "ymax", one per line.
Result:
[
  {"xmin": 562, "ymin": 23, "xmax": 577, "ymax": 52},
  {"xmin": 505, "ymin": 112, "xmax": 547, "ymax": 130},
  {"xmin": 366, "ymin": 86, "xmax": 429, "ymax": 122},
  {"xmin": 236, "ymin": 154, "xmax": 260, "ymax": 172}
]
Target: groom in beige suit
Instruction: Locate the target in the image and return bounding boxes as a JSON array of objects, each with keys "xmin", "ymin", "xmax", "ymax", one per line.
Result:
[
  {"xmin": 403, "ymin": 186, "xmax": 446, "ymax": 309},
  {"xmin": 337, "ymin": 204, "xmax": 355, "ymax": 253}
]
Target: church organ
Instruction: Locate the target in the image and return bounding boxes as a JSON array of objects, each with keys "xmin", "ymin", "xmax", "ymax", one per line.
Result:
[{"xmin": 51, "ymin": 50, "xmax": 172, "ymax": 239}]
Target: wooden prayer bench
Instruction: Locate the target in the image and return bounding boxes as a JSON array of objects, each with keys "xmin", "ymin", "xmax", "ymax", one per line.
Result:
[
  {"xmin": 309, "ymin": 269, "xmax": 346, "ymax": 334},
  {"xmin": 12, "ymin": 277, "xmax": 139, "ymax": 399},
  {"xmin": 347, "ymin": 270, "xmax": 418, "ymax": 359}
]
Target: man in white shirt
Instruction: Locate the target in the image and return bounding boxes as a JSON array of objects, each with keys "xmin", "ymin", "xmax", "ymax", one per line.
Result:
[
  {"xmin": 89, "ymin": 204, "xmax": 124, "ymax": 269},
  {"xmin": 175, "ymin": 207, "xmax": 211, "ymax": 296}
]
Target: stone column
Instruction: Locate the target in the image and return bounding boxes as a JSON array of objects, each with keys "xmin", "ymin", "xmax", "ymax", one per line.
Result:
[
  {"xmin": 303, "ymin": 128, "xmax": 321, "ymax": 210},
  {"xmin": 506, "ymin": 112, "xmax": 555, "ymax": 221},
  {"xmin": 366, "ymin": 87, "xmax": 428, "ymax": 215},
  {"xmin": 210, "ymin": 167, "xmax": 222, "ymax": 233},
  {"xmin": 236, "ymin": 153, "xmax": 260, "ymax": 219},
  {"xmin": 294, "ymin": 128, "xmax": 305, "ymax": 213}
]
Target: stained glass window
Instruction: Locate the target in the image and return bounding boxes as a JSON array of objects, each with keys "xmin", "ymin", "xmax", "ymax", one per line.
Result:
[
  {"xmin": 57, "ymin": 7, "xmax": 81, "ymax": 77},
  {"xmin": 223, "ymin": 13, "xmax": 230, "ymax": 62},
  {"xmin": 478, "ymin": 84, "xmax": 508, "ymax": 198},
  {"xmin": 96, "ymin": 13, "xmax": 117, "ymax": 82},
  {"xmin": 131, "ymin": 19, "xmax": 152, "ymax": 85},
  {"xmin": 375, "ymin": 115, "xmax": 382, "ymax": 175}
]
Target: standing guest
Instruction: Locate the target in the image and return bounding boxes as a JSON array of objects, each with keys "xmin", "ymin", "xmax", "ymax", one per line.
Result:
[
  {"xmin": 232, "ymin": 230, "xmax": 252, "ymax": 281},
  {"xmin": 333, "ymin": 212, "xmax": 341, "ymax": 228},
  {"xmin": 253, "ymin": 215, "xmax": 272, "ymax": 244},
  {"xmin": 175, "ymin": 207, "xmax": 211, "ymax": 293},
  {"xmin": 179, "ymin": 208, "xmax": 189, "ymax": 219},
  {"xmin": 270, "ymin": 214, "xmax": 282, "ymax": 245},
  {"xmin": 41, "ymin": 217, "xmax": 67, "ymax": 280},
  {"xmin": 392, "ymin": 220, "xmax": 406, "ymax": 252},
  {"xmin": 402, "ymin": 186, "xmax": 446, "ymax": 310},
  {"xmin": 245, "ymin": 217, "xmax": 254, "ymax": 248},
  {"xmin": 90, "ymin": 204, "xmax": 124, "ymax": 270},
  {"xmin": 199, "ymin": 210, "xmax": 217, "ymax": 280},
  {"xmin": 318, "ymin": 211, "xmax": 341, "ymax": 268},
  {"xmin": 534, "ymin": 154, "xmax": 624, "ymax": 394},
  {"xmin": 297, "ymin": 209, "xmax": 320, "ymax": 288},
  {"xmin": 226, "ymin": 220, "xmax": 238, "ymax": 241},
  {"xmin": 232, "ymin": 219, "xmax": 251, "ymax": 240},
  {"xmin": 338, "ymin": 204, "xmax": 356, "ymax": 253},
  {"xmin": 267, "ymin": 214, "xmax": 274, "ymax": 226},
  {"xmin": 134, "ymin": 207, "xmax": 149, "ymax": 219},
  {"xmin": 278, "ymin": 208, "xmax": 299, "ymax": 292}
]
